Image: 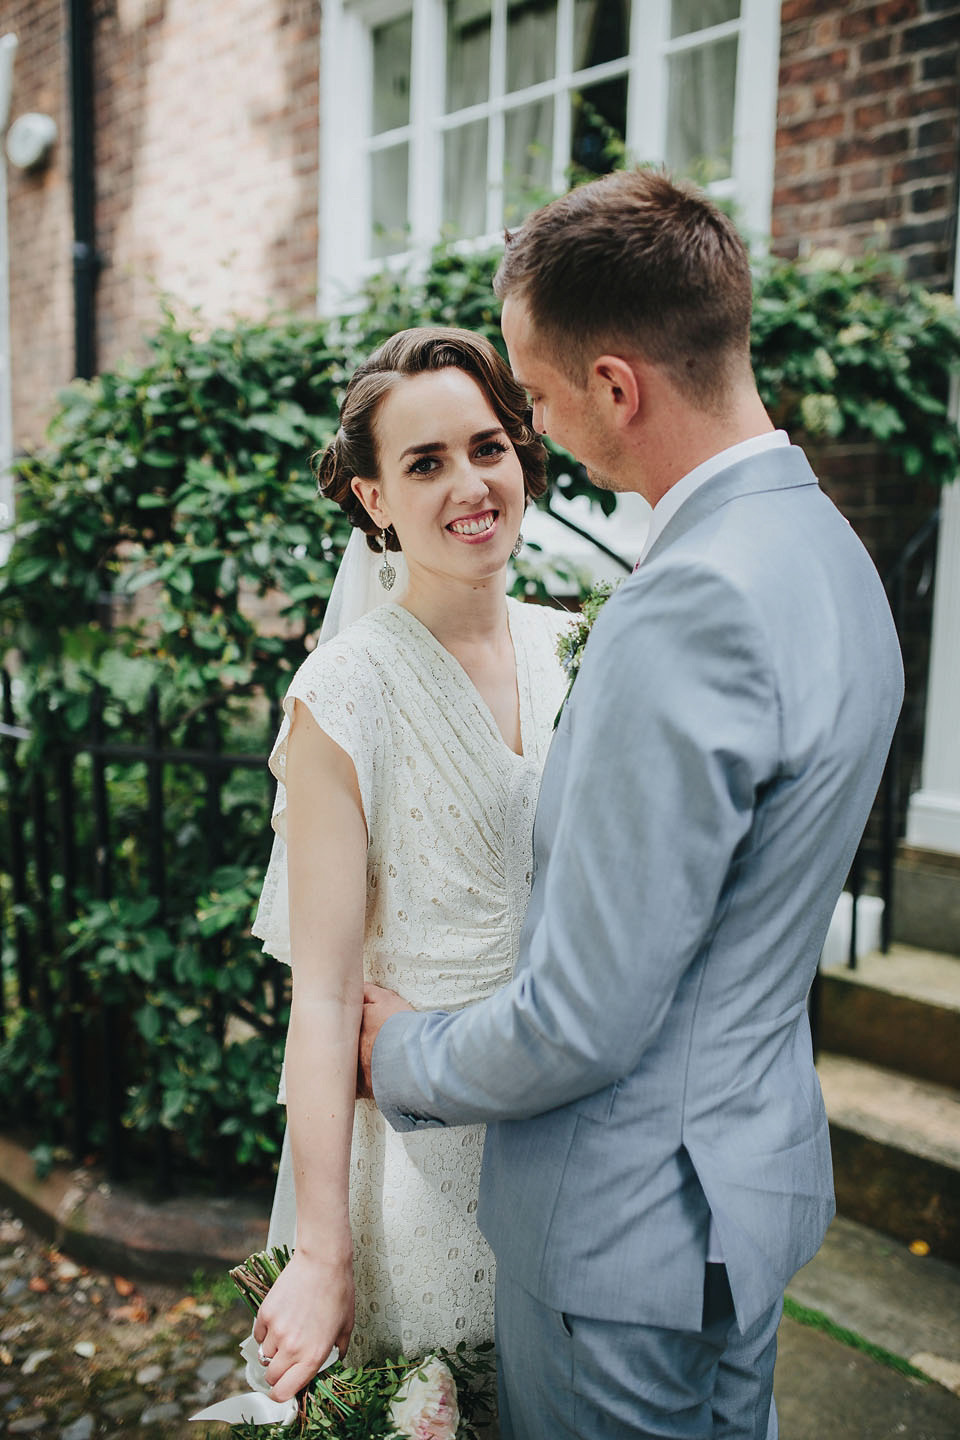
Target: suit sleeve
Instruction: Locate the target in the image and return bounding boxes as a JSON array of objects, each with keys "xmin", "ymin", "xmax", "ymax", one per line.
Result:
[{"xmin": 373, "ymin": 564, "xmax": 780, "ymax": 1129}]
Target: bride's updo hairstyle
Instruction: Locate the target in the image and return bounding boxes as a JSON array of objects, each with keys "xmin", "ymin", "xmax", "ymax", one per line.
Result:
[{"xmin": 315, "ymin": 327, "xmax": 547, "ymax": 552}]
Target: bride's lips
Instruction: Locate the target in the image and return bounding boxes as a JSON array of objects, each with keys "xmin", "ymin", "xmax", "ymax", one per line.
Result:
[{"xmin": 446, "ymin": 509, "xmax": 500, "ymax": 543}]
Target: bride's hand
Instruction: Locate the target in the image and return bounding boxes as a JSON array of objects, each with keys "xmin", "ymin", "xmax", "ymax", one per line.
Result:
[{"xmin": 253, "ymin": 1248, "xmax": 354, "ymax": 1404}]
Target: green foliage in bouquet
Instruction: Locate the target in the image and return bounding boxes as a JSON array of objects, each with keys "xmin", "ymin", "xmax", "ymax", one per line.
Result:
[{"xmin": 227, "ymin": 1247, "xmax": 496, "ymax": 1439}]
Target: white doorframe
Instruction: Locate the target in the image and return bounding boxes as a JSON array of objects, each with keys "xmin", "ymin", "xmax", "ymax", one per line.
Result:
[
  {"xmin": 0, "ymin": 33, "xmax": 17, "ymax": 565},
  {"xmin": 905, "ymin": 236, "xmax": 960, "ymax": 856}
]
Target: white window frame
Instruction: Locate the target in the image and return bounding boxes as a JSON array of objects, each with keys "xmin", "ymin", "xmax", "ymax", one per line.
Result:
[{"xmin": 318, "ymin": 0, "xmax": 781, "ymax": 312}]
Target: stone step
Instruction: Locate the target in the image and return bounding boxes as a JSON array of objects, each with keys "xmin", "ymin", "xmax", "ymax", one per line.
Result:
[
  {"xmin": 818, "ymin": 1051, "xmax": 960, "ymax": 1264},
  {"xmin": 787, "ymin": 1215, "xmax": 960, "ymax": 1399},
  {"xmin": 893, "ymin": 847, "xmax": 960, "ymax": 958},
  {"xmin": 819, "ymin": 944, "xmax": 960, "ymax": 1089}
]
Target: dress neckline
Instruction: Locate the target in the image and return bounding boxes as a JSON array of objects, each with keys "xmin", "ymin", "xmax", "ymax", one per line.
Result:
[{"xmin": 379, "ymin": 600, "xmax": 530, "ymax": 760}]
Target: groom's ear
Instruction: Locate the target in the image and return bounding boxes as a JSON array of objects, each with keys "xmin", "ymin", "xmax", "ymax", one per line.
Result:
[
  {"xmin": 351, "ymin": 475, "xmax": 388, "ymax": 529},
  {"xmin": 592, "ymin": 356, "xmax": 641, "ymax": 428}
]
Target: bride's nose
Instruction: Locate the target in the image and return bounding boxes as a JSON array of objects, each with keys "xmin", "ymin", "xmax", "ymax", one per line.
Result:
[{"xmin": 451, "ymin": 461, "xmax": 491, "ymax": 504}]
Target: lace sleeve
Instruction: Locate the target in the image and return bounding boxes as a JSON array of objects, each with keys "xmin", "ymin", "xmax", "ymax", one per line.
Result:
[{"xmin": 251, "ymin": 637, "xmax": 387, "ymax": 964}]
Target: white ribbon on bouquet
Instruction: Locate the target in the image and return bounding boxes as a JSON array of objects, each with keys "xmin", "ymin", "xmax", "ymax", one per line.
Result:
[{"xmin": 189, "ymin": 1333, "xmax": 339, "ymax": 1427}]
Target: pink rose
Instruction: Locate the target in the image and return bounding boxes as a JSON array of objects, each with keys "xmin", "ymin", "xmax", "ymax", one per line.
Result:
[{"xmin": 388, "ymin": 1355, "xmax": 460, "ymax": 1440}]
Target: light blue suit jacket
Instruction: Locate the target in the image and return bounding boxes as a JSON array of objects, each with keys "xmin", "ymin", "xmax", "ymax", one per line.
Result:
[{"xmin": 373, "ymin": 446, "xmax": 904, "ymax": 1333}]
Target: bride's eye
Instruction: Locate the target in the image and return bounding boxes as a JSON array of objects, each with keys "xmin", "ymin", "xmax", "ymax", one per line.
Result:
[
  {"xmin": 406, "ymin": 455, "xmax": 440, "ymax": 476},
  {"xmin": 475, "ymin": 441, "xmax": 508, "ymax": 460}
]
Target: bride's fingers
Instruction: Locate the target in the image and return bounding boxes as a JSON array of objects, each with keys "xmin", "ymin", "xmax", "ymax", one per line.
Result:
[{"xmin": 269, "ymin": 1353, "xmax": 333, "ymax": 1404}]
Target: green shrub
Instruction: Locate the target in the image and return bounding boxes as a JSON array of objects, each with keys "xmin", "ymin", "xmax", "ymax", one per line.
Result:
[{"xmin": 1, "ymin": 238, "xmax": 958, "ymax": 1184}]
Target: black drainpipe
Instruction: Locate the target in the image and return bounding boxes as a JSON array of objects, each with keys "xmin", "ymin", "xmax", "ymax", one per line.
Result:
[{"xmin": 68, "ymin": 0, "xmax": 98, "ymax": 380}]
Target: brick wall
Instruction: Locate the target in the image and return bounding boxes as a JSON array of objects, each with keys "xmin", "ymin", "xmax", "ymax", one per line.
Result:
[
  {"xmin": 93, "ymin": 0, "xmax": 321, "ymax": 374},
  {"xmin": 773, "ymin": 0, "xmax": 959, "ymax": 848},
  {"xmin": 774, "ymin": 0, "xmax": 960, "ymax": 289},
  {"xmin": 5, "ymin": 0, "xmax": 74, "ymax": 449},
  {"xmin": 5, "ymin": 0, "xmax": 321, "ymax": 451}
]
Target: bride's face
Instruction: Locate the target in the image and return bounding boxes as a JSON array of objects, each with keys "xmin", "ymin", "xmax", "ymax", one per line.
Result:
[{"xmin": 351, "ymin": 368, "xmax": 526, "ymax": 583}]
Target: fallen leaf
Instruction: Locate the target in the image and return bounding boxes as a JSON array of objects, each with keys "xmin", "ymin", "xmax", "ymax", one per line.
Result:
[
  {"xmin": 0, "ymin": 1346, "xmax": 12, "ymax": 1365},
  {"xmin": 113, "ymin": 1275, "xmax": 136, "ymax": 1297},
  {"xmin": 90, "ymin": 1291, "xmax": 103, "ymax": 1306},
  {"xmin": 108, "ymin": 1298, "xmax": 150, "ymax": 1324},
  {"xmin": 27, "ymin": 1277, "xmax": 49, "ymax": 1293},
  {"xmin": 909, "ymin": 1239, "xmax": 930, "ymax": 1257},
  {"xmin": 167, "ymin": 1296, "xmax": 198, "ymax": 1319},
  {"xmin": 74, "ymin": 1340, "xmax": 96, "ymax": 1359}
]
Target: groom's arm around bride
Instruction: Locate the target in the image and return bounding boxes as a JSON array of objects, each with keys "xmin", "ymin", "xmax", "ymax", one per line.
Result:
[{"xmin": 361, "ymin": 169, "xmax": 904, "ymax": 1440}]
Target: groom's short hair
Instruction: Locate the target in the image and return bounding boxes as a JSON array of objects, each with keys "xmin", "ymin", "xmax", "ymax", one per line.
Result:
[{"xmin": 494, "ymin": 168, "xmax": 754, "ymax": 408}]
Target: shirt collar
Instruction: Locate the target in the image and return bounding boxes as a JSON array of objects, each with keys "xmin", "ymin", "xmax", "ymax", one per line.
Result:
[{"xmin": 635, "ymin": 430, "xmax": 790, "ymax": 567}]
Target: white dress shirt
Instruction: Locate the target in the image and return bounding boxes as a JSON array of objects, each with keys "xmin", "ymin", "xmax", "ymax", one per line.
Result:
[{"xmin": 635, "ymin": 430, "xmax": 791, "ymax": 570}]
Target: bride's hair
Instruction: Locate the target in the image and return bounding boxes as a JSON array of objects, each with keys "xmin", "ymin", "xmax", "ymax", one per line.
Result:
[{"xmin": 315, "ymin": 327, "xmax": 547, "ymax": 552}]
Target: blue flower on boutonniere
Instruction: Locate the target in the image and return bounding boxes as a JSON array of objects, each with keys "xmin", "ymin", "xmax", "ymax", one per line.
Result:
[{"xmin": 554, "ymin": 578, "xmax": 622, "ymax": 727}]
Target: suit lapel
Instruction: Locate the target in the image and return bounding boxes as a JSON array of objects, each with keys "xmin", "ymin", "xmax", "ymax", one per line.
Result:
[{"xmin": 642, "ymin": 446, "xmax": 821, "ymax": 566}]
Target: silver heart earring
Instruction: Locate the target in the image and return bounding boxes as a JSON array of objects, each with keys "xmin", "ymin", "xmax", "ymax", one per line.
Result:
[{"xmin": 378, "ymin": 529, "xmax": 396, "ymax": 591}]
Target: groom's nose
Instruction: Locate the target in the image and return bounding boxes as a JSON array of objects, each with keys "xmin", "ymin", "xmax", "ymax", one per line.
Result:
[{"xmin": 532, "ymin": 401, "xmax": 547, "ymax": 435}]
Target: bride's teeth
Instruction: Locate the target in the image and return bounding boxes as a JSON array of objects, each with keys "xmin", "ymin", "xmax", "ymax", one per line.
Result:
[{"xmin": 451, "ymin": 514, "xmax": 494, "ymax": 535}]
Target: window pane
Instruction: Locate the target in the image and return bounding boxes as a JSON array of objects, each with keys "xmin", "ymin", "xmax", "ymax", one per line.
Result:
[
  {"xmin": 443, "ymin": 120, "xmax": 488, "ymax": 236},
  {"xmin": 447, "ymin": 0, "xmax": 491, "ymax": 113},
  {"xmin": 666, "ymin": 36, "xmax": 737, "ymax": 180},
  {"xmin": 574, "ymin": 0, "xmax": 630, "ymax": 71},
  {"xmin": 372, "ymin": 16, "xmax": 412, "ymax": 134},
  {"xmin": 370, "ymin": 144, "xmax": 409, "ymax": 257},
  {"xmin": 571, "ymin": 75, "xmax": 627, "ymax": 179},
  {"xmin": 671, "ymin": 0, "xmax": 739, "ymax": 40},
  {"xmin": 504, "ymin": 100, "xmax": 554, "ymax": 222},
  {"xmin": 507, "ymin": 1, "xmax": 556, "ymax": 93}
]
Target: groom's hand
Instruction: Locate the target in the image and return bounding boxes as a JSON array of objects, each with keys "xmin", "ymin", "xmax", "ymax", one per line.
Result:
[{"xmin": 358, "ymin": 983, "xmax": 414, "ymax": 1098}]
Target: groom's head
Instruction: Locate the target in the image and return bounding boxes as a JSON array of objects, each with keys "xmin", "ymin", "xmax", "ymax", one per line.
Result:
[
  {"xmin": 495, "ymin": 168, "xmax": 752, "ymax": 404},
  {"xmin": 495, "ymin": 169, "xmax": 758, "ymax": 491}
]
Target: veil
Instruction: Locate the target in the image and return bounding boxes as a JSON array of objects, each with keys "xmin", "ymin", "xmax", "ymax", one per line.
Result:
[
  {"xmin": 250, "ymin": 528, "xmax": 407, "ymax": 968},
  {"xmin": 318, "ymin": 526, "xmax": 409, "ymax": 642}
]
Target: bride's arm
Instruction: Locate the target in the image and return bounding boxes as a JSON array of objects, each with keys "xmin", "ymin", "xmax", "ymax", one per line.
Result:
[{"xmin": 253, "ymin": 700, "xmax": 368, "ymax": 1403}]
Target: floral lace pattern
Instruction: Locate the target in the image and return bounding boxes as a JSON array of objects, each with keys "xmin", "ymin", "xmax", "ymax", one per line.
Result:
[{"xmin": 255, "ymin": 599, "xmax": 569, "ymax": 1365}]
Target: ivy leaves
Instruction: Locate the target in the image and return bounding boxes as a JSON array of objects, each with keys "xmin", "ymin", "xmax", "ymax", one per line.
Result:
[{"xmin": 751, "ymin": 249, "xmax": 960, "ymax": 481}]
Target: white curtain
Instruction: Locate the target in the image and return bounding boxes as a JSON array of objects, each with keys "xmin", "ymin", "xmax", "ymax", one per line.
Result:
[{"xmin": 666, "ymin": 35, "xmax": 738, "ymax": 181}]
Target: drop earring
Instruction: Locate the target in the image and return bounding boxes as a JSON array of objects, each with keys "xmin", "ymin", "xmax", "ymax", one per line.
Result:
[
  {"xmin": 511, "ymin": 532, "xmax": 524, "ymax": 559},
  {"xmin": 378, "ymin": 529, "xmax": 396, "ymax": 591}
]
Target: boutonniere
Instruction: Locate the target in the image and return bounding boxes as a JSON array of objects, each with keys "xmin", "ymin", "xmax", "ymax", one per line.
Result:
[{"xmin": 554, "ymin": 578, "xmax": 622, "ymax": 727}]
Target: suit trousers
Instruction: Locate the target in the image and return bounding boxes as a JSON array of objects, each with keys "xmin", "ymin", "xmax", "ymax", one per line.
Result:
[{"xmin": 494, "ymin": 1265, "xmax": 780, "ymax": 1440}]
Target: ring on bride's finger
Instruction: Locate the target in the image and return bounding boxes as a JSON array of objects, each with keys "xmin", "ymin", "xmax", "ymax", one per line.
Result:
[{"xmin": 257, "ymin": 1345, "xmax": 268, "ymax": 1366}]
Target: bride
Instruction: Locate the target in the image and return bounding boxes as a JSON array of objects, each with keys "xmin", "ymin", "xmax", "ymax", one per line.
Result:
[{"xmin": 248, "ymin": 327, "xmax": 568, "ymax": 1405}]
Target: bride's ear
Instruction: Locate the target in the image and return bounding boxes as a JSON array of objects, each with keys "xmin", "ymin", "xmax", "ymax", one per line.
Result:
[{"xmin": 351, "ymin": 475, "xmax": 389, "ymax": 531}]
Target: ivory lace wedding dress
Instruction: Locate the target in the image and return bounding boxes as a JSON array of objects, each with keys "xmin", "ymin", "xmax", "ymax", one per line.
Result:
[{"xmin": 252, "ymin": 597, "xmax": 568, "ymax": 1366}]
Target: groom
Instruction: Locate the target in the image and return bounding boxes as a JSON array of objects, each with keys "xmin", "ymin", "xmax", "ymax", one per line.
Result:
[{"xmin": 359, "ymin": 169, "xmax": 903, "ymax": 1438}]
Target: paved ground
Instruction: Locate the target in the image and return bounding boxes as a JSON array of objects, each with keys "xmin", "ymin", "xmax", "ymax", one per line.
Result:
[
  {"xmin": 775, "ymin": 1320, "xmax": 960, "ymax": 1440},
  {"xmin": 1, "ymin": 1204, "xmax": 959, "ymax": 1437},
  {"xmin": 0, "ymin": 1210, "xmax": 250, "ymax": 1438}
]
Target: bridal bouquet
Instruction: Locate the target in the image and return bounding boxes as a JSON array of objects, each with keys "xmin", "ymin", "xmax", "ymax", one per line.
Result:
[{"xmin": 190, "ymin": 1245, "xmax": 496, "ymax": 1439}]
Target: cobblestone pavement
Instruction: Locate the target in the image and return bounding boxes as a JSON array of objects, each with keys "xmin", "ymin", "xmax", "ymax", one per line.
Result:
[{"xmin": 0, "ymin": 1210, "xmax": 251, "ymax": 1438}]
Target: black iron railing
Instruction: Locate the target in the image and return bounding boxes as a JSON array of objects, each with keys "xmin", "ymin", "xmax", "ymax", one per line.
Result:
[
  {"xmin": 0, "ymin": 669, "xmax": 280, "ymax": 1189},
  {"xmin": 810, "ymin": 506, "xmax": 940, "ymax": 1055},
  {"xmin": 845, "ymin": 507, "xmax": 940, "ymax": 967}
]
